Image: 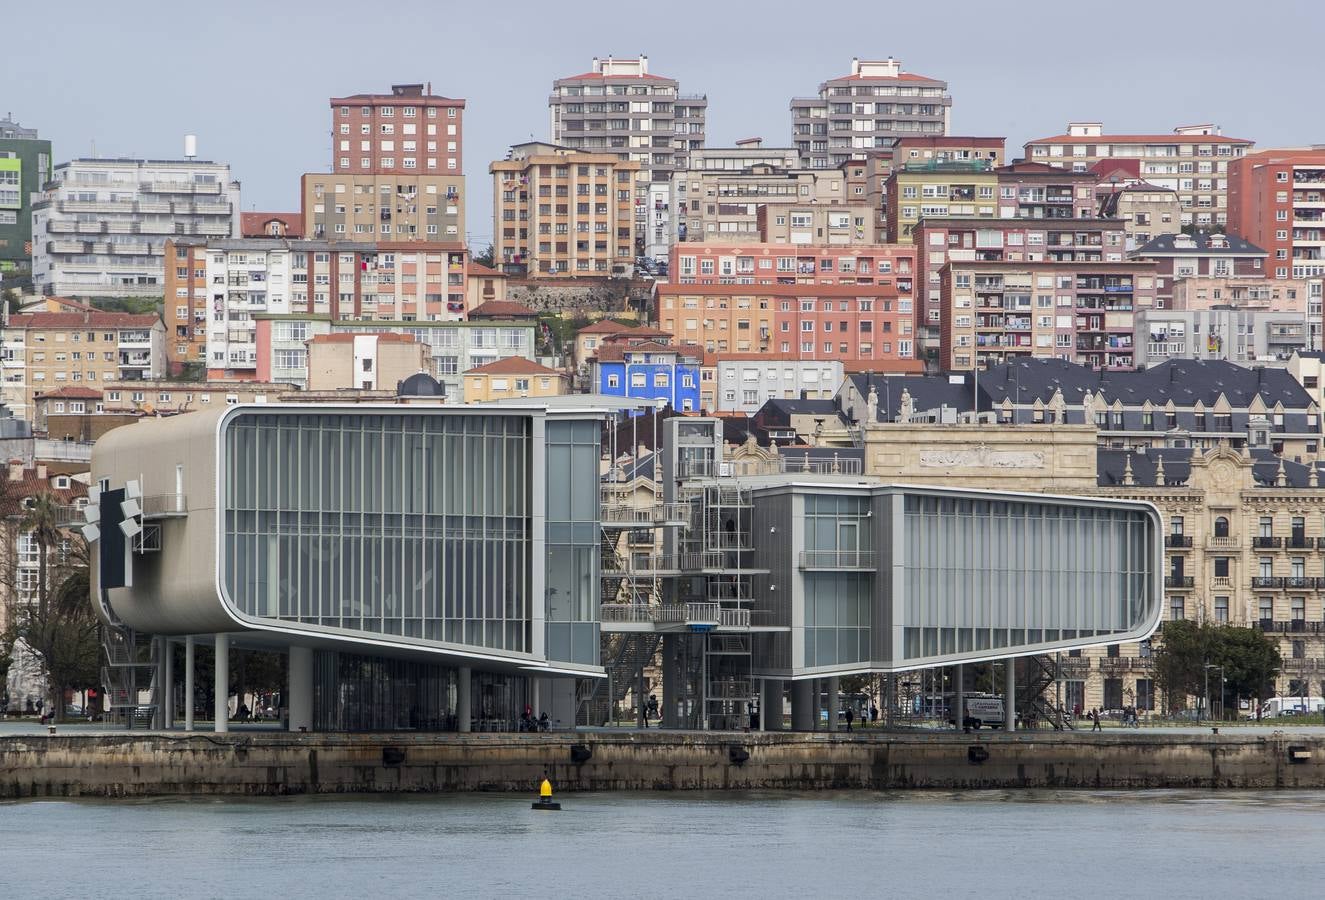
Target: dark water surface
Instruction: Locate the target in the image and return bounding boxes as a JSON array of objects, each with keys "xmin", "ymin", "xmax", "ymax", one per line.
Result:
[{"xmin": 2, "ymin": 790, "xmax": 1322, "ymax": 899}]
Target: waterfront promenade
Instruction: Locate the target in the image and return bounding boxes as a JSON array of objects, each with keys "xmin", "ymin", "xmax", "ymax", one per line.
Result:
[{"xmin": 3, "ymin": 725, "xmax": 1324, "ymax": 797}]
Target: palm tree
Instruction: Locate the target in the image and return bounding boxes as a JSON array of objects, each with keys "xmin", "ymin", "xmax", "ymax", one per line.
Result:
[{"xmin": 20, "ymin": 492, "xmax": 63, "ymax": 625}]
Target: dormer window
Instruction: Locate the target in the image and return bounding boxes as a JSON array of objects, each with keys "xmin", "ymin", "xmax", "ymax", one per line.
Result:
[{"xmin": 54, "ymin": 476, "xmax": 70, "ymax": 489}]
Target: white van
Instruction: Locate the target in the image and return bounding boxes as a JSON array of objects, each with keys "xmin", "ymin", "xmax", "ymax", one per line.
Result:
[
  {"xmin": 949, "ymin": 695, "xmax": 1004, "ymax": 729},
  {"xmin": 1259, "ymin": 696, "xmax": 1325, "ymax": 718}
]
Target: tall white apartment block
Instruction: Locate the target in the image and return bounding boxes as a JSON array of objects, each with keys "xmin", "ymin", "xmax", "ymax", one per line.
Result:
[{"xmin": 31, "ymin": 157, "xmax": 239, "ymax": 297}]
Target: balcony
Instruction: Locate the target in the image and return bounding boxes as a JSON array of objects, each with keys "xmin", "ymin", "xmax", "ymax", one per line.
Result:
[
  {"xmin": 1206, "ymin": 536, "xmax": 1240, "ymax": 550},
  {"xmin": 1251, "ymin": 576, "xmax": 1284, "ymax": 589},
  {"xmin": 1098, "ymin": 656, "xmax": 1154, "ymax": 674},
  {"xmin": 1165, "ymin": 535, "xmax": 1194, "ymax": 548},
  {"xmin": 799, "ymin": 550, "xmax": 877, "ymax": 570},
  {"xmin": 1164, "ymin": 576, "xmax": 1195, "ymax": 588},
  {"xmin": 1057, "ymin": 657, "xmax": 1091, "ymax": 674},
  {"xmin": 1282, "ymin": 658, "xmax": 1325, "ymax": 672},
  {"xmin": 1287, "ymin": 576, "xmax": 1314, "ymax": 589},
  {"xmin": 1286, "ymin": 536, "xmax": 1312, "ymax": 549},
  {"xmin": 1253, "ymin": 536, "xmax": 1282, "ymax": 549},
  {"xmin": 1260, "ymin": 620, "xmax": 1324, "ymax": 635}
]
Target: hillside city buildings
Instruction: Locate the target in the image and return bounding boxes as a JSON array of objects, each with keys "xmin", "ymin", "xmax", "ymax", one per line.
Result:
[{"xmin": 10, "ymin": 56, "xmax": 1325, "ymax": 732}]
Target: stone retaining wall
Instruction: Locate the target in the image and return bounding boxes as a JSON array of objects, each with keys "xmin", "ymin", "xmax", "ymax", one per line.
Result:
[{"xmin": 2, "ymin": 732, "xmax": 1322, "ymax": 798}]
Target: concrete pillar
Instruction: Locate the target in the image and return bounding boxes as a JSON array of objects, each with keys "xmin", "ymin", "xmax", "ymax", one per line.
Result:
[
  {"xmin": 288, "ymin": 646, "xmax": 313, "ymax": 732},
  {"xmin": 661, "ymin": 634, "xmax": 681, "ymax": 729},
  {"xmin": 1004, "ymin": 658, "xmax": 1016, "ymax": 733},
  {"xmin": 163, "ymin": 638, "xmax": 174, "ymax": 729},
  {"xmin": 457, "ymin": 666, "xmax": 472, "ymax": 733},
  {"xmin": 761, "ymin": 679, "xmax": 784, "ymax": 731},
  {"xmin": 790, "ymin": 678, "xmax": 815, "ymax": 731},
  {"xmin": 956, "ymin": 663, "xmax": 965, "ymax": 731},
  {"xmin": 214, "ymin": 633, "xmax": 229, "ymax": 734},
  {"xmin": 184, "ymin": 636, "xmax": 195, "ymax": 733},
  {"xmin": 826, "ymin": 676, "xmax": 840, "ymax": 732}
]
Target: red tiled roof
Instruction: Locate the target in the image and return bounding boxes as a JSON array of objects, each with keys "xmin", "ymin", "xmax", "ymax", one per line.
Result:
[
  {"xmin": 1028, "ymin": 133, "xmax": 1253, "ymax": 145},
  {"xmin": 35, "ymin": 386, "xmax": 104, "ymax": 400},
  {"xmin": 0, "ymin": 467, "xmax": 88, "ymax": 518},
  {"xmin": 9, "ymin": 311, "xmax": 159, "ymax": 328},
  {"xmin": 466, "ymin": 262, "xmax": 505, "ymax": 277},
  {"xmin": 894, "ymin": 136, "xmax": 1004, "ymax": 147},
  {"xmin": 1089, "ymin": 159, "xmax": 1143, "ymax": 180},
  {"xmin": 240, "ymin": 212, "xmax": 303, "ymax": 238},
  {"xmin": 469, "ymin": 301, "xmax": 538, "ymax": 318},
  {"xmin": 593, "ymin": 342, "xmax": 697, "ymax": 363},
  {"xmin": 576, "ymin": 320, "xmax": 630, "ymax": 335},
  {"xmin": 465, "ymin": 357, "xmax": 564, "ymax": 376}
]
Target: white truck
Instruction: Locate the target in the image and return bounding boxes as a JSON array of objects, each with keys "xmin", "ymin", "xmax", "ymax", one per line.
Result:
[
  {"xmin": 950, "ymin": 695, "xmax": 1004, "ymax": 730},
  {"xmin": 1259, "ymin": 696, "xmax": 1325, "ymax": 718}
]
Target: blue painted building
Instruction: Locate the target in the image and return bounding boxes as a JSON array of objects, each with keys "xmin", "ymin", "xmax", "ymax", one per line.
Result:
[{"xmin": 591, "ymin": 341, "xmax": 702, "ymax": 412}]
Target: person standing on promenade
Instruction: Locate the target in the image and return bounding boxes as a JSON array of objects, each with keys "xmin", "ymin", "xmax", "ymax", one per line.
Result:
[{"xmin": 1091, "ymin": 708, "xmax": 1102, "ymax": 732}]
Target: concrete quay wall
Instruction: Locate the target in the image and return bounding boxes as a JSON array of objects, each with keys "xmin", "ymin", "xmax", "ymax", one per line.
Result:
[{"xmin": 2, "ymin": 732, "xmax": 1323, "ymax": 798}]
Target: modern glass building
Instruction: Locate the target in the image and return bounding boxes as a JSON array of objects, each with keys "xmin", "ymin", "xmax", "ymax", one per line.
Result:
[{"xmin": 90, "ymin": 403, "xmax": 606, "ymax": 733}]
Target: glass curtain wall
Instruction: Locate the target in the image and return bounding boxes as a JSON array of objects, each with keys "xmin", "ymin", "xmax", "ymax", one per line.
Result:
[
  {"xmin": 545, "ymin": 419, "xmax": 600, "ymax": 665},
  {"xmin": 224, "ymin": 411, "xmax": 533, "ymax": 654},
  {"xmin": 902, "ymin": 495, "xmax": 1154, "ymax": 662}
]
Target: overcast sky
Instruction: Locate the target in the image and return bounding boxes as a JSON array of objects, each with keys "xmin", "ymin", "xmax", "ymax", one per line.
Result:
[{"xmin": 6, "ymin": 0, "xmax": 1322, "ymax": 248}]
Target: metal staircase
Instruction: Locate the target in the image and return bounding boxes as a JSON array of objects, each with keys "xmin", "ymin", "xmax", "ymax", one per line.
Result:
[
  {"xmin": 1017, "ymin": 655, "xmax": 1074, "ymax": 731},
  {"xmin": 577, "ymin": 632, "xmax": 662, "ymax": 726},
  {"xmin": 101, "ymin": 624, "xmax": 159, "ymax": 728},
  {"xmin": 702, "ymin": 634, "xmax": 754, "ymax": 731}
]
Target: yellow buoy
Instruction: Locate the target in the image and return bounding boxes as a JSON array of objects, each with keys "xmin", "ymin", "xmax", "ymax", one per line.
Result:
[{"xmin": 532, "ymin": 776, "xmax": 560, "ymax": 810}]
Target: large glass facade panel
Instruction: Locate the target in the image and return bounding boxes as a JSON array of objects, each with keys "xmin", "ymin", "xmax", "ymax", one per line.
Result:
[
  {"xmin": 900, "ymin": 495, "xmax": 1156, "ymax": 663},
  {"xmin": 224, "ymin": 411, "xmax": 533, "ymax": 654},
  {"xmin": 544, "ymin": 419, "xmax": 600, "ymax": 665}
]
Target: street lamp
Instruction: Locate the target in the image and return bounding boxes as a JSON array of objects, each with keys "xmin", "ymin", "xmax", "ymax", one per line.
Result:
[{"xmin": 1204, "ymin": 664, "xmax": 1225, "ymax": 723}]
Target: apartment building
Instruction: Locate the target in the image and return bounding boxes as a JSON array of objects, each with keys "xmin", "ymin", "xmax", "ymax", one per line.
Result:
[
  {"xmin": 301, "ymin": 172, "xmax": 464, "ymax": 243},
  {"xmin": 1096, "ymin": 180, "xmax": 1182, "ymax": 250},
  {"xmin": 1228, "ymin": 149, "xmax": 1325, "ymax": 281},
  {"xmin": 791, "ymin": 58, "xmax": 951, "ymax": 169},
  {"xmin": 1024, "ymin": 123, "xmax": 1254, "ymax": 227},
  {"xmin": 939, "ymin": 261, "xmax": 1156, "ymax": 372},
  {"xmin": 490, "ymin": 142, "xmax": 638, "ymax": 277},
  {"xmin": 0, "ymin": 115, "xmax": 51, "ymax": 269},
  {"xmin": 252, "ymin": 308, "xmax": 537, "ymax": 397},
  {"xmin": 463, "ymin": 356, "xmax": 568, "ymax": 403},
  {"xmin": 914, "ymin": 216, "xmax": 1129, "ymax": 363},
  {"xmin": 1129, "ymin": 231, "xmax": 1267, "ymax": 306},
  {"xmin": 670, "ymin": 242, "xmax": 914, "ymax": 289},
  {"xmin": 102, "ymin": 379, "xmax": 291, "ymax": 413},
  {"xmin": 672, "ymin": 152, "xmax": 851, "ymax": 244},
  {"xmin": 589, "ymin": 340, "xmax": 701, "ymax": 411},
  {"xmin": 655, "ymin": 282, "xmax": 921, "ymax": 370},
  {"xmin": 550, "ymin": 55, "xmax": 705, "ymax": 185},
  {"xmin": 1137, "ymin": 307, "xmax": 1311, "ymax": 367},
  {"xmin": 166, "ymin": 238, "xmax": 467, "ymax": 379},
  {"xmin": 885, "ymin": 160, "xmax": 999, "ymax": 243},
  {"xmin": 1098, "ymin": 446, "xmax": 1325, "ymax": 703},
  {"xmin": 994, "ymin": 161, "xmax": 1098, "ymax": 219},
  {"xmin": 549, "ymin": 56, "xmax": 706, "ymax": 260},
  {"xmin": 30, "ymin": 157, "xmax": 239, "ymax": 297},
  {"xmin": 860, "ymin": 137, "xmax": 1006, "ymax": 237},
  {"xmin": 713, "ymin": 355, "xmax": 844, "ymax": 413},
  {"xmin": 754, "ymin": 202, "xmax": 876, "ymax": 244},
  {"xmin": 304, "ymin": 333, "xmax": 427, "ymax": 391},
  {"xmin": 0, "ymin": 310, "xmax": 165, "ymax": 420},
  {"xmin": 329, "ymin": 84, "xmax": 464, "ymax": 176}
]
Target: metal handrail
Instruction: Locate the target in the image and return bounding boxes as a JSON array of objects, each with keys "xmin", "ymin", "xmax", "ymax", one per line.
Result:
[
  {"xmin": 799, "ymin": 550, "xmax": 876, "ymax": 569},
  {"xmin": 141, "ymin": 494, "xmax": 188, "ymax": 517}
]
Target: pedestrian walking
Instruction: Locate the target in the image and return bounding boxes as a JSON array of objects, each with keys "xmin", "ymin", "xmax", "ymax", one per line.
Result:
[
  {"xmin": 1091, "ymin": 708, "xmax": 1102, "ymax": 732},
  {"xmin": 844, "ymin": 706, "xmax": 854, "ymax": 732},
  {"xmin": 870, "ymin": 703, "xmax": 879, "ymax": 724}
]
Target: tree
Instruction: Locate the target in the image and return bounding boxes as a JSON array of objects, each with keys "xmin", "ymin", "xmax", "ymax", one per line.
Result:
[
  {"xmin": 471, "ymin": 244, "xmax": 495, "ymax": 268},
  {"xmin": 18, "ymin": 569, "xmax": 100, "ymax": 721},
  {"xmin": 1152, "ymin": 620, "xmax": 1281, "ymax": 717},
  {"xmin": 1215, "ymin": 626, "xmax": 1281, "ymax": 714}
]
